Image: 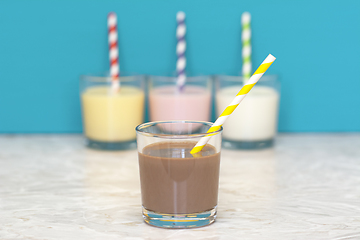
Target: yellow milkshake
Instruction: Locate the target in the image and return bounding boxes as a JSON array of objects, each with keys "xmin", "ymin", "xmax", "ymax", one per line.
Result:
[{"xmin": 81, "ymin": 86, "xmax": 144, "ymax": 142}]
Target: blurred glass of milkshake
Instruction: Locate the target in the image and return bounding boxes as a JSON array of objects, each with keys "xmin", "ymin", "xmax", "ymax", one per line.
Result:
[
  {"xmin": 80, "ymin": 74, "xmax": 145, "ymax": 150},
  {"xmin": 216, "ymin": 75, "xmax": 280, "ymax": 149},
  {"xmin": 148, "ymin": 76, "xmax": 212, "ymax": 123}
]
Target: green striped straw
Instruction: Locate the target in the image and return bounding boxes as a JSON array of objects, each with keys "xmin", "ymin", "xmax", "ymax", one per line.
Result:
[{"xmin": 241, "ymin": 12, "xmax": 252, "ymax": 83}]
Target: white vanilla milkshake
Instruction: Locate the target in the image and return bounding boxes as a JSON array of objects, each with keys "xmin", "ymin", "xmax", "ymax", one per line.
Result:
[
  {"xmin": 215, "ymin": 74, "xmax": 280, "ymax": 149},
  {"xmin": 217, "ymin": 86, "xmax": 279, "ymax": 141}
]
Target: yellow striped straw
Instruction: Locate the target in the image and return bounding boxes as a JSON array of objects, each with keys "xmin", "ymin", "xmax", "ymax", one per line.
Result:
[{"xmin": 190, "ymin": 54, "xmax": 276, "ymax": 154}]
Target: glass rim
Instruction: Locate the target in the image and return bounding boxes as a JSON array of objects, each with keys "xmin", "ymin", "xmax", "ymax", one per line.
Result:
[
  {"xmin": 80, "ymin": 73, "xmax": 144, "ymax": 83},
  {"xmin": 149, "ymin": 75, "xmax": 210, "ymax": 83},
  {"xmin": 215, "ymin": 74, "xmax": 278, "ymax": 82},
  {"xmin": 135, "ymin": 121, "xmax": 223, "ymax": 139}
]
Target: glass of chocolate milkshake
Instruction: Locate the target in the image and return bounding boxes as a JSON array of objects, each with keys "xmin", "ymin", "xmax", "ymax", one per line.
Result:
[{"xmin": 136, "ymin": 121, "xmax": 222, "ymax": 228}]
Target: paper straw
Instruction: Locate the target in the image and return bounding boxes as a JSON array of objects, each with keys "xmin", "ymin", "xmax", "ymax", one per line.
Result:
[
  {"xmin": 176, "ymin": 11, "xmax": 186, "ymax": 91},
  {"xmin": 190, "ymin": 54, "xmax": 276, "ymax": 154},
  {"xmin": 242, "ymin": 12, "xmax": 252, "ymax": 82},
  {"xmin": 108, "ymin": 12, "xmax": 120, "ymax": 92}
]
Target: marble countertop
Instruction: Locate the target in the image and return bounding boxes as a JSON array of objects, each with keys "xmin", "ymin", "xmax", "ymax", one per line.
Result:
[{"xmin": 0, "ymin": 134, "xmax": 360, "ymax": 240}]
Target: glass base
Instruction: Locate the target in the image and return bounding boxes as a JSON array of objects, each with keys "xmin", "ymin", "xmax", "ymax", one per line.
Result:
[
  {"xmin": 87, "ymin": 138, "xmax": 136, "ymax": 151},
  {"xmin": 142, "ymin": 206, "xmax": 217, "ymax": 229},
  {"xmin": 222, "ymin": 138, "xmax": 274, "ymax": 150}
]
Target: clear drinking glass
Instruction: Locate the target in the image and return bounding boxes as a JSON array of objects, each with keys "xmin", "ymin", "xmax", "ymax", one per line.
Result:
[
  {"xmin": 80, "ymin": 74, "xmax": 145, "ymax": 150},
  {"xmin": 148, "ymin": 76, "xmax": 212, "ymax": 122},
  {"xmin": 136, "ymin": 121, "xmax": 222, "ymax": 228},
  {"xmin": 215, "ymin": 75, "xmax": 280, "ymax": 149}
]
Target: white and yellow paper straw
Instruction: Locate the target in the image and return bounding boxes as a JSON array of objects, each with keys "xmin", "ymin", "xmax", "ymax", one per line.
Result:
[{"xmin": 190, "ymin": 54, "xmax": 276, "ymax": 154}]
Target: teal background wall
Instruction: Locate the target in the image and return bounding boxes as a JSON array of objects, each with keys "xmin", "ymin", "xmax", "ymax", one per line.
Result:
[{"xmin": 0, "ymin": 0, "xmax": 359, "ymax": 133}]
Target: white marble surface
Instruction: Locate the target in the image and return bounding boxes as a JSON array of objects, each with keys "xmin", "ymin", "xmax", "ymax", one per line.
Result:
[{"xmin": 0, "ymin": 134, "xmax": 360, "ymax": 240}]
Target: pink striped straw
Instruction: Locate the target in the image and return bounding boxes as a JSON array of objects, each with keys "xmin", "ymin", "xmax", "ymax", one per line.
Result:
[
  {"xmin": 108, "ymin": 12, "xmax": 120, "ymax": 92},
  {"xmin": 176, "ymin": 11, "xmax": 186, "ymax": 91}
]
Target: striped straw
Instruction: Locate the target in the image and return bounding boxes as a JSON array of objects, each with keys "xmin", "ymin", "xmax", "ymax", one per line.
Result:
[
  {"xmin": 108, "ymin": 12, "xmax": 120, "ymax": 92},
  {"xmin": 176, "ymin": 11, "xmax": 186, "ymax": 91},
  {"xmin": 190, "ymin": 54, "xmax": 276, "ymax": 154},
  {"xmin": 242, "ymin": 12, "xmax": 252, "ymax": 82}
]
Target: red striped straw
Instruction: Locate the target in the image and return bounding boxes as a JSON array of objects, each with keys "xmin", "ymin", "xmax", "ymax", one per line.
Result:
[{"xmin": 108, "ymin": 12, "xmax": 120, "ymax": 92}]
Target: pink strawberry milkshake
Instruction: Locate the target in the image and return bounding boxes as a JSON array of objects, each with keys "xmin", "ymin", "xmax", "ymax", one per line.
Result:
[{"xmin": 149, "ymin": 85, "xmax": 211, "ymax": 122}]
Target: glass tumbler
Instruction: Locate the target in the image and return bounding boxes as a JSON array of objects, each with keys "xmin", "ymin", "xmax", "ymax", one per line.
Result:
[
  {"xmin": 148, "ymin": 76, "xmax": 212, "ymax": 122},
  {"xmin": 136, "ymin": 121, "xmax": 222, "ymax": 228},
  {"xmin": 80, "ymin": 74, "xmax": 145, "ymax": 150},
  {"xmin": 216, "ymin": 75, "xmax": 280, "ymax": 149}
]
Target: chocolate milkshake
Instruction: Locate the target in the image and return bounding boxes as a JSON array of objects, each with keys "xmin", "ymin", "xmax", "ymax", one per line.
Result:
[{"xmin": 138, "ymin": 141, "xmax": 220, "ymax": 214}]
